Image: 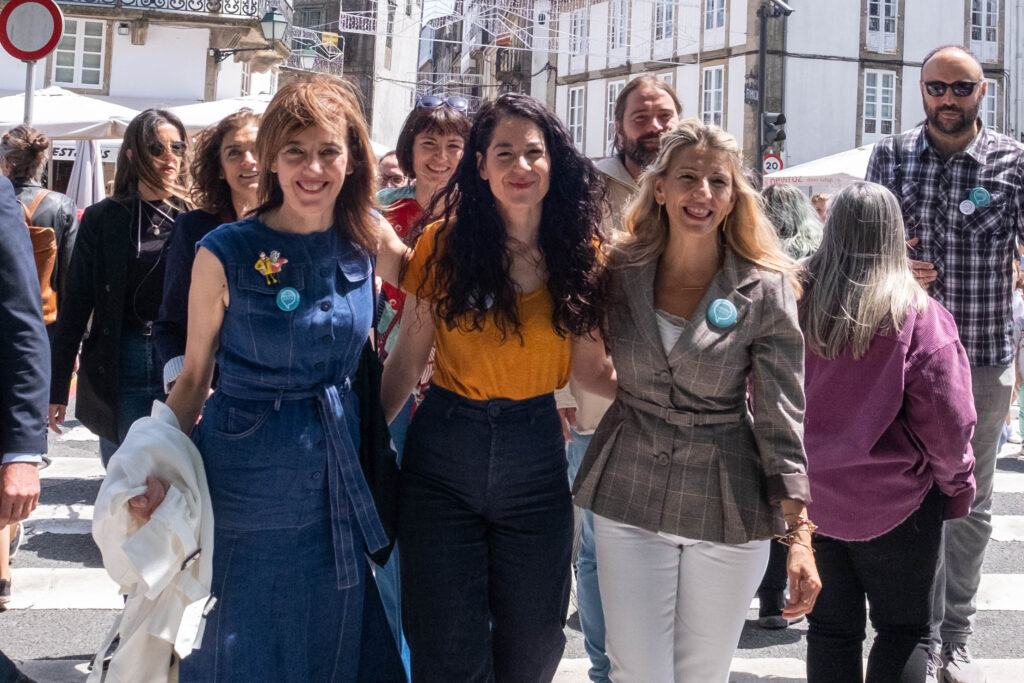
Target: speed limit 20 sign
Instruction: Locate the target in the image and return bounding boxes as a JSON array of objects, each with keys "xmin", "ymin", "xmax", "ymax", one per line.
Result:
[
  {"xmin": 763, "ymin": 153, "xmax": 783, "ymax": 175},
  {"xmin": 0, "ymin": 0, "xmax": 63, "ymax": 62}
]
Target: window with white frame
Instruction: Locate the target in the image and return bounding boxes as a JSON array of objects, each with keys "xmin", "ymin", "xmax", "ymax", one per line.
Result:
[
  {"xmin": 568, "ymin": 86, "xmax": 585, "ymax": 152},
  {"xmin": 608, "ymin": 0, "xmax": 628, "ymax": 51},
  {"xmin": 570, "ymin": 9, "xmax": 587, "ymax": 55},
  {"xmin": 705, "ymin": 0, "xmax": 725, "ymax": 30},
  {"xmin": 655, "ymin": 0, "xmax": 675, "ymax": 42},
  {"xmin": 971, "ymin": 0, "xmax": 998, "ymax": 62},
  {"xmin": 53, "ymin": 18, "xmax": 105, "ymax": 89},
  {"xmin": 606, "ymin": 80, "xmax": 625, "ymax": 155},
  {"xmin": 981, "ymin": 78, "xmax": 998, "ymax": 129},
  {"xmin": 702, "ymin": 66, "xmax": 724, "ymax": 126},
  {"xmin": 862, "ymin": 69, "xmax": 896, "ymax": 141},
  {"xmin": 241, "ymin": 61, "xmax": 252, "ymax": 97},
  {"xmin": 866, "ymin": 0, "xmax": 897, "ymax": 54}
]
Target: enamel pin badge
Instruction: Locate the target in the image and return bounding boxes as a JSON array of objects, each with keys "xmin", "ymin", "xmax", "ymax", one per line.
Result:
[
  {"xmin": 255, "ymin": 250, "xmax": 288, "ymax": 285},
  {"xmin": 708, "ymin": 299, "xmax": 738, "ymax": 328}
]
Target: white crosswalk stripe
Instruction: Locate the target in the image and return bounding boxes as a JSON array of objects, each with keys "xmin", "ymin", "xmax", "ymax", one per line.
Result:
[{"xmin": 6, "ymin": 436, "xmax": 1024, "ymax": 682}]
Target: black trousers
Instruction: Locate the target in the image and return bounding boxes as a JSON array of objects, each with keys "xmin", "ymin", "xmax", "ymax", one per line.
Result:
[
  {"xmin": 399, "ymin": 386, "xmax": 573, "ymax": 683},
  {"xmin": 806, "ymin": 486, "xmax": 944, "ymax": 683}
]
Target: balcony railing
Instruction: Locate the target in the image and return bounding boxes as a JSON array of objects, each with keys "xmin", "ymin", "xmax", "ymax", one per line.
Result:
[
  {"xmin": 57, "ymin": 0, "xmax": 293, "ymax": 24},
  {"xmin": 284, "ymin": 25, "xmax": 343, "ymax": 76}
]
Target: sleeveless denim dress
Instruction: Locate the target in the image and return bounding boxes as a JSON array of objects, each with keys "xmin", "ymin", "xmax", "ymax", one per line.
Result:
[{"xmin": 179, "ymin": 217, "xmax": 400, "ymax": 681}]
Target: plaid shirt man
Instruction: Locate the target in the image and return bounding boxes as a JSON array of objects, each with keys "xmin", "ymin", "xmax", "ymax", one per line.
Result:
[{"xmin": 867, "ymin": 123, "xmax": 1024, "ymax": 366}]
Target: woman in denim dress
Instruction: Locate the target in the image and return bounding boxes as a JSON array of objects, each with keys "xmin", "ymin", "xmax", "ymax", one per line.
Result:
[{"xmin": 134, "ymin": 78, "xmax": 410, "ymax": 680}]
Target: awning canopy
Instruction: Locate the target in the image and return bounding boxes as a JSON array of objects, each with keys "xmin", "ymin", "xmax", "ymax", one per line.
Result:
[
  {"xmin": 766, "ymin": 143, "xmax": 876, "ymax": 187},
  {"xmin": 0, "ymin": 87, "xmax": 139, "ymax": 139},
  {"xmin": 166, "ymin": 95, "xmax": 274, "ymax": 136}
]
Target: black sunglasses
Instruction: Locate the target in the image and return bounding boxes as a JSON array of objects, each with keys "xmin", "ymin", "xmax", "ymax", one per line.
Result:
[
  {"xmin": 923, "ymin": 80, "xmax": 980, "ymax": 98},
  {"xmin": 416, "ymin": 94, "xmax": 470, "ymax": 113},
  {"xmin": 148, "ymin": 140, "xmax": 188, "ymax": 158}
]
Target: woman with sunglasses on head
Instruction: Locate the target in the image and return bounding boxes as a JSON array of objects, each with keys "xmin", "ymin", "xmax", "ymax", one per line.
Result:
[
  {"xmin": 372, "ymin": 93, "xmax": 470, "ymax": 677},
  {"xmin": 48, "ymin": 109, "xmax": 189, "ymax": 467},
  {"xmin": 381, "ymin": 93, "xmax": 612, "ymax": 682},
  {"xmin": 139, "ymin": 76, "xmax": 407, "ymax": 681},
  {"xmin": 154, "ymin": 108, "xmax": 260, "ymax": 392}
]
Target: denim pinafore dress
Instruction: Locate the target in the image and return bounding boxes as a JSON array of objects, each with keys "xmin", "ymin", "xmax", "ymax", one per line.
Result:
[{"xmin": 179, "ymin": 217, "xmax": 395, "ymax": 681}]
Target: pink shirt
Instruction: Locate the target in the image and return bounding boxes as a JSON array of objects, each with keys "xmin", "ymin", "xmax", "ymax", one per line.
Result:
[{"xmin": 804, "ymin": 301, "xmax": 977, "ymax": 541}]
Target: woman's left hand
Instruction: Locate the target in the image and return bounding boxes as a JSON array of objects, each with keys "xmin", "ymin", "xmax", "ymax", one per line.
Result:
[{"xmin": 782, "ymin": 536, "xmax": 821, "ymax": 619}]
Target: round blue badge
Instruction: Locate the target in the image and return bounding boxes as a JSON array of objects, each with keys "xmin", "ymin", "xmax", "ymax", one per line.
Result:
[
  {"xmin": 276, "ymin": 287, "xmax": 300, "ymax": 312},
  {"xmin": 707, "ymin": 299, "xmax": 738, "ymax": 328},
  {"xmin": 969, "ymin": 187, "xmax": 991, "ymax": 207}
]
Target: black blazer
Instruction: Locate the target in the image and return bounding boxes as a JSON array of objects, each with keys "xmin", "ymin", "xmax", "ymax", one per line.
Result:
[
  {"xmin": 50, "ymin": 196, "xmax": 179, "ymax": 443},
  {"xmin": 0, "ymin": 177, "xmax": 50, "ymax": 456}
]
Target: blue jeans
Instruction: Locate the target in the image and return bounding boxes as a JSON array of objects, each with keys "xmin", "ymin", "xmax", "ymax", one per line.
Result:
[
  {"xmin": 566, "ymin": 430, "xmax": 610, "ymax": 683},
  {"xmin": 0, "ymin": 650, "xmax": 26, "ymax": 683},
  {"xmin": 374, "ymin": 396, "xmax": 414, "ymax": 680},
  {"xmin": 399, "ymin": 386, "xmax": 573, "ymax": 682},
  {"xmin": 98, "ymin": 329, "xmax": 166, "ymax": 467},
  {"xmin": 807, "ymin": 486, "xmax": 944, "ymax": 683}
]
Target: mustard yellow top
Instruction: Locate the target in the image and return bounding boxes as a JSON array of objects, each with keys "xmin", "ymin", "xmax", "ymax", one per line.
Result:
[{"xmin": 403, "ymin": 221, "xmax": 570, "ymax": 401}]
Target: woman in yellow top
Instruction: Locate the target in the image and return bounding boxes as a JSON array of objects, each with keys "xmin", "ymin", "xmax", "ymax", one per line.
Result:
[{"xmin": 382, "ymin": 93, "xmax": 614, "ymax": 682}]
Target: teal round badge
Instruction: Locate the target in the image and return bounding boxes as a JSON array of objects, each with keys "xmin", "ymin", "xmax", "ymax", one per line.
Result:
[
  {"xmin": 708, "ymin": 299, "xmax": 737, "ymax": 328},
  {"xmin": 969, "ymin": 187, "xmax": 991, "ymax": 207},
  {"xmin": 276, "ymin": 287, "xmax": 300, "ymax": 312}
]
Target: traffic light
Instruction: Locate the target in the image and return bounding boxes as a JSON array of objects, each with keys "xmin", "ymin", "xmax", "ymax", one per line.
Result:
[{"xmin": 763, "ymin": 112, "xmax": 787, "ymax": 146}]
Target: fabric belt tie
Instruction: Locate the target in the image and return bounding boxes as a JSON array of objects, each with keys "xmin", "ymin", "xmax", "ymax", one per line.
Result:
[
  {"xmin": 616, "ymin": 390, "xmax": 745, "ymax": 428},
  {"xmin": 217, "ymin": 375, "xmax": 388, "ymax": 589}
]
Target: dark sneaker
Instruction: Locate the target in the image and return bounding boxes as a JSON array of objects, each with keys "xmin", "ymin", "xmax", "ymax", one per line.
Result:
[
  {"xmin": 0, "ymin": 578, "xmax": 11, "ymax": 607},
  {"xmin": 9, "ymin": 522, "xmax": 22, "ymax": 559},
  {"xmin": 941, "ymin": 642, "xmax": 986, "ymax": 683}
]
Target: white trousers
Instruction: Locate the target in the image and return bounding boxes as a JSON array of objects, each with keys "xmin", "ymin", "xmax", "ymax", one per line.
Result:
[{"xmin": 594, "ymin": 514, "xmax": 769, "ymax": 683}]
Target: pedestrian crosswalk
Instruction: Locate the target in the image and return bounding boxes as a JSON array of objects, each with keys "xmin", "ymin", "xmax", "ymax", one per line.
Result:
[{"xmin": 3, "ymin": 425, "xmax": 1024, "ymax": 682}]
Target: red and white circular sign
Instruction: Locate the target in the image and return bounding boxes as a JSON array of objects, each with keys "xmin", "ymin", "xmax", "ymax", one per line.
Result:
[
  {"xmin": 0, "ymin": 0, "xmax": 63, "ymax": 62},
  {"xmin": 763, "ymin": 153, "xmax": 784, "ymax": 174}
]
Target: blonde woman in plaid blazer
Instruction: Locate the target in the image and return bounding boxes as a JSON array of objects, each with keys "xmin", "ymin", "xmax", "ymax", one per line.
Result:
[{"xmin": 572, "ymin": 119, "xmax": 821, "ymax": 682}]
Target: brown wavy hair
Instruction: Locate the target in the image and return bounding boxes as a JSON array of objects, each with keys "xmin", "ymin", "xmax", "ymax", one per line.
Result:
[
  {"xmin": 0, "ymin": 125, "xmax": 50, "ymax": 180},
  {"xmin": 189, "ymin": 108, "xmax": 261, "ymax": 219},
  {"xmin": 253, "ymin": 76, "xmax": 379, "ymax": 252}
]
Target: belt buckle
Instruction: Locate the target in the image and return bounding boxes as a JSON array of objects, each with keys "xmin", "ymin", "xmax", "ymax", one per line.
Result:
[{"xmin": 142, "ymin": 321, "xmax": 154, "ymax": 337}]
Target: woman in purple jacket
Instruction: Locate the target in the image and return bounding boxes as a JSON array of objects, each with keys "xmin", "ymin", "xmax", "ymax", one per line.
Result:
[{"xmin": 800, "ymin": 181, "xmax": 977, "ymax": 683}]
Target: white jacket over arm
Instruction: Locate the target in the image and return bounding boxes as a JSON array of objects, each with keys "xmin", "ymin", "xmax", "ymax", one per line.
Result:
[{"xmin": 90, "ymin": 401, "xmax": 214, "ymax": 683}]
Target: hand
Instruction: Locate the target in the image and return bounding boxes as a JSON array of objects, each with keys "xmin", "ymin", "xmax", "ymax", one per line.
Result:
[
  {"xmin": 782, "ymin": 534, "xmax": 821, "ymax": 619},
  {"xmin": 0, "ymin": 462, "xmax": 41, "ymax": 526},
  {"xmin": 48, "ymin": 404, "xmax": 66, "ymax": 434},
  {"xmin": 906, "ymin": 239, "xmax": 937, "ymax": 288},
  {"xmin": 558, "ymin": 407, "xmax": 577, "ymax": 442},
  {"xmin": 128, "ymin": 476, "xmax": 170, "ymax": 523}
]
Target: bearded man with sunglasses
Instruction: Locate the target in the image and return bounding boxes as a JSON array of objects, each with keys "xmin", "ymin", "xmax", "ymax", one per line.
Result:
[{"xmin": 867, "ymin": 45, "xmax": 1024, "ymax": 683}]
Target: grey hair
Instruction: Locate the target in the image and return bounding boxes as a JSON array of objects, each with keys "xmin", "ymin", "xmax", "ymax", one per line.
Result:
[
  {"xmin": 800, "ymin": 181, "xmax": 928, "ymax": 359},
  {"xmin": 762, "ymin": 184, "xmax": 823, "ymax": 259}
]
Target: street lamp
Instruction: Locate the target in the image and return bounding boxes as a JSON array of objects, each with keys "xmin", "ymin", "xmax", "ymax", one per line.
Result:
[
  {"xmin": 298, "ymin": 48, "xmax": 317, "ymax": 70},
  {"xmin": 210, "ymin": 8, "xmax": 288, "ymax": 64}
]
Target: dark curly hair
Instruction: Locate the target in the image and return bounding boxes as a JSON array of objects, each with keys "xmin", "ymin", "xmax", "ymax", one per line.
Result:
[
  {"xmin": 189, "ymin": 108, "xmax": 260, "ymax": 220},
  {"xmin": 421, "ymin": 93, "xmax": 607, "ymax": 339}
]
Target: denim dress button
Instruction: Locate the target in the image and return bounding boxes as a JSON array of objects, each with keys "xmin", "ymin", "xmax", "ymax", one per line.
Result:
[
  {"xmin": 315, "ymin": 361, "xmax": 325, "ymax": 371},
  {"xmin": 321, "ymin": 301, "xmax": 332, "ymax": 312},
  {"xmin": 488, "ymin": 404, "xmax": 501, "ymax": 417}
]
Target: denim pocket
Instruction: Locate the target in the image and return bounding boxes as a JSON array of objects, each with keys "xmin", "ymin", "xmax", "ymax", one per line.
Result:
[{"xmin": 209, "ymin": 400, "xmax": 274, "ymax": 440}]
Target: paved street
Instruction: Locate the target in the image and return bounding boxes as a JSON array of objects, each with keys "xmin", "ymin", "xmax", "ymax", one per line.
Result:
[{"xmin": 2, "ymin": 398, "xmax": 1023, "ymax": 682}]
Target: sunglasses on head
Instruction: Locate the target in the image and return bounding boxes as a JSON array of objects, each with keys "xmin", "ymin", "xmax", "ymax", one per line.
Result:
[
  {"xmin": 923, "ymin": 80, "xmax": 980, "ymax": 98},
  {"xmin": 416, "ymin": 94, "xmax": 470, "ymax": 113},
  {"xmin": 148, "ymin": 140, "xmax": 187, "ymax": 158}
]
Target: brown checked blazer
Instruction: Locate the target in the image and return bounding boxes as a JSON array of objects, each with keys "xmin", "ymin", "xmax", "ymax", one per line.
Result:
[{"xmin": 572, "ymin": 247, "xmax": 810, "ymax": 544}]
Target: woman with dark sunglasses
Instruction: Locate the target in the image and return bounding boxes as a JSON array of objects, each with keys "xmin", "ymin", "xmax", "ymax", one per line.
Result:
[{"xmin": 49, "ymin": 109, "xmax": 189, "ymax": 467}]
